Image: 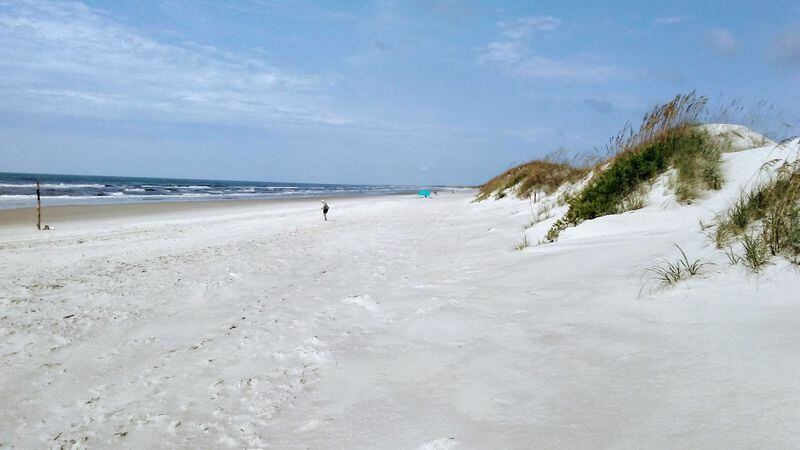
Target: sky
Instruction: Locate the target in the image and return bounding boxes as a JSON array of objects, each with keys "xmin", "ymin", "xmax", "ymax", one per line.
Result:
[{"xmin": 1, "ymin": 0, "xmax": 799, "ymax": 185}]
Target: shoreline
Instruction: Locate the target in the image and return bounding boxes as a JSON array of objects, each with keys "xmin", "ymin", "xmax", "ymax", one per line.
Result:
[{"xmin": 0, "ymin": 190, "xmax": 472, "ymax": 231}]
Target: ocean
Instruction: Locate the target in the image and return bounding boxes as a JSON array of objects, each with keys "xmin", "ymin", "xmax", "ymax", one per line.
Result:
[{"xmin": 0, "ymin": 172, "xmax": 429, "ymax": 210}]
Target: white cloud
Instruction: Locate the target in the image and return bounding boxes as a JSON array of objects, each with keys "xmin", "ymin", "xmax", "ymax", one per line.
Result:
[
  {"xmin": 479, "ymin": 41, "xmax": 523, "ymax": 65},
  {"xmin": 0, "ymin": 0, "xmax": 346, "ymax": 125},
  {"xmin": 499, "ymin": 15, "xmax": 561, "ymax": 39},
  {"xmin": 582, "ymin": 95, "xmax": 643, "ymax": 114},
  {"xmin": 653, "ymin": 15, "xmax": 690, "ymax": 25},
  {"xmin": 707, "ymin": 28, "xmax": 737, "ymax": 56},
  {"xmin": 512, "ymin": 56, "xmax": 615, "ymax": 82},
  {"xmin": 479, "ymin": 15, "xmax": 616, "ymax": 82}
]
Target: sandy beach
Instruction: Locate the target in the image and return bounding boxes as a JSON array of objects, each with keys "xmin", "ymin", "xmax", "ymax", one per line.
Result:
[
  {"xmin": 2, "ymin": 162, "xmax": 800, "ymax": 448},
  {"xmin": 4, "ymin": 1, "xmax": 800, "ymax": 448}
]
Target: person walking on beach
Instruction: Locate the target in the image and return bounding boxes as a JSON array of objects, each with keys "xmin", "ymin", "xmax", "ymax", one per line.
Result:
[{"xmin": 321, "ymin": 200, "xmax": 330, "ymax": 221}]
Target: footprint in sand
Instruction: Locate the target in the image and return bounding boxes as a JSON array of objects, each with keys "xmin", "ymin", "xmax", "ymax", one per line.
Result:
[
  {"xmin": 293, "ymin": 419, "xmax": 321, "ymax": 434},
  {"xmin": 341, "ymin": 295, "xmax": 379, "ymax": 312},
  {"xmin": 417, "ymin": 438, "xmax": 458, "ymax": 450}
]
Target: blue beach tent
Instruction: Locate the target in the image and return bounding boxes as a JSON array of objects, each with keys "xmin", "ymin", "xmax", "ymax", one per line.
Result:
[{"xmin": 418, "ymin": 189, "xmax": 431, "ymax": 198}]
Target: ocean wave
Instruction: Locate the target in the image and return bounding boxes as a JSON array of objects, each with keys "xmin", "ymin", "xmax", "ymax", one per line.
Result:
[
  {"xmin": 0, "ymin": 183, "xmax": 108, "ymax": 189},
  {"xmin": 0, "ymin": 194, "xmax": 34, "ymax": 199},
  {"xmin": 0, "ymin": 176, "xmax": 425, "ymax": 210}
]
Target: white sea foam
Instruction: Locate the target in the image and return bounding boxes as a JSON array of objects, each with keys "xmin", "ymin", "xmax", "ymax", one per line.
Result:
[{"xmin": 0, "ymin": 183, "xmax": 107, "ymax": 189}]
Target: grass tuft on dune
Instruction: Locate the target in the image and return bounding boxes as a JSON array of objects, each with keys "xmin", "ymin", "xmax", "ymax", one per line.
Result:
[
  {"xmin": 715, "ymin": 153, "xmax": 800, "ymax": 269},
  {"xmin": 474, "ymin": 152, "xmax": 589, "ymax": 202}
]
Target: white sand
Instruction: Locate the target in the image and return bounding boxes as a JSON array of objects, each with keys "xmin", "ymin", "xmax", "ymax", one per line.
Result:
[{"xmin": 2, "ymin": 138, "xmax": 800, "ymax": 448}]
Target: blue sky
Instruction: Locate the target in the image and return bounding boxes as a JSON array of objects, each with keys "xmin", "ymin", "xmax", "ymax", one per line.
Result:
[{"xmin": 1, "ymin": 0, "xmax": 799, "ymax": 185}]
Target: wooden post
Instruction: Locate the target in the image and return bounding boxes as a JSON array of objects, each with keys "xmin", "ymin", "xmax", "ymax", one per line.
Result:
[{"xmin": 36, "ymin": 180, "xmax": 41, "ymax": 230}]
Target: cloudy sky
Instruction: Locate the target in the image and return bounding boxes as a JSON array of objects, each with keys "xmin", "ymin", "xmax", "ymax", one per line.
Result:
[{"xmin": 1, "ymin": 0, "xmax": 799, "ymax": 185}]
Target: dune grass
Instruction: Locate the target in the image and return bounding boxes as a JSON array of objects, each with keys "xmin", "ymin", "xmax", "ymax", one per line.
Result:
[
  {"xmin": 647, "ymin": 244, "xmax": 708, "ymax": 287},
  {"xmin": 475, "ymin": 150, "xmax": 589, "ymax": 201},
  {"xmin": 524, "ymin": 201, "xmax": 554, "ymax": 229},
  {"xmin": 514, "ymin": 234, "xmax": 531, "ymax": 251},
  {"xmin": 705, "ymin": 95, "xmax": 792, "ymax": 142},
  {"xmin": 669, "ymin": 137, "xmax": 723, "ymax": 202},
  {"xmin": 715, "ymin": 156, "xmax": 800, "ymax": 269},
  {"xmin": 616, "ymin": 184, "xmax": 649, "ymax": 213}
]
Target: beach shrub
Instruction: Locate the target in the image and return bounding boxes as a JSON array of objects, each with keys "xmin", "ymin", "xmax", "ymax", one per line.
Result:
[
  {"xmin": 566, "ymin": 131, "xmax": 697, "ymax": 221},
  {"xmin": 545, "ymin": 92, "xmax": 712, "ymax": 241},
  {"xmin": 544, "ymin": 217, "xmax": 570, "ymax": 242},
  {"xmin": 557, "ymin": 129, "xmax": 711, "ymax": 223}
]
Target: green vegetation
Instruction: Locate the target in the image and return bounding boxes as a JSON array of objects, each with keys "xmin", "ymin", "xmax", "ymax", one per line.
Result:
[
  {"xmin": 514, "ymin": 234, "xmax": 531, "ymax": 251},
  {"xmin": 715, "ymin": 157, "xmax": 800, "ymax": 269},
  {"xmin": 741, "ymin": 233, "xmax": 771, "ymax": 271},
  {"xmin": 616, "ymin": 184, "xmax": 649, "ymax": 213},
  {"xmin": 545, "ymin": 92, "xmax": 723, "ymax": 241},
  {"xmin": 479, "ymin": 92, "xmax": 785, "ymax": 257},
  {"xmin": 565, "ymin": 131, "xmax": 706, "ymax": 221},
  {"xmin": 669, "ymin": 137, "xmax": 723, "ymax": 202},
  {"xmin": 646, "ymin": 244, "xmax": 708, "ymax": 287}
]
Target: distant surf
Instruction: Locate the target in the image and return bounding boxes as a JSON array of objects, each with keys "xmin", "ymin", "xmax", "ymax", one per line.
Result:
[{"xmin": 0, "ymin": 172, "xmax": 439, "ymax": 209}]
